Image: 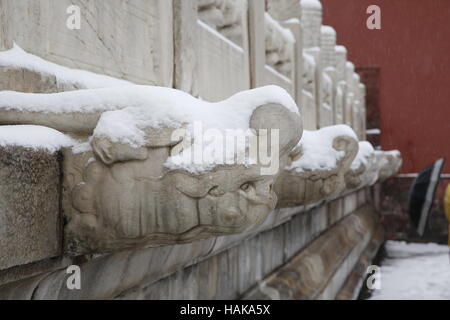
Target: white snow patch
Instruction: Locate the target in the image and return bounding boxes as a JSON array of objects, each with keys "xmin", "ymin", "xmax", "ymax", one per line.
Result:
[
  {"xmin": 385, "ymin": 150, "xmax": 401, "ymax": 157},
  {"xmin": 335, "ymin": 45, "xmax": 347, "ymax": 54},
  {"xmin": 369, "ymin": 241, "xmax": 450, "ymax": 300},
  {"xmin": 0, "ymin": 44, "xmax": 133, "ymax": 89},
  {"xmin": 300, "ymin": 0, "xmax": 322, "ymax": 9},
  {"xmin": 0, "ymin": 125, "xmax": 76, "ymax": 153},
  {"xmin": 90, "ymin": 85, "xmax": 298, "ymax": 148},
  {"xmin": 321, "ymin": 25, "xmax": 336, "ymax": 36},
  {"xmin": 366, "ymin": 128, "xmax": 381, "ymax": 135},
  {"xmin": 0, "ymin": 84, "xmax": 298, "ymax": 173},
  {"xmin": 287, "ymin": 125, "xmax": 357, "ymax": 172},
  {"xmin": 284, "ymin": 18, "xmax": 300, "ymax": 25},
  {"xmin": 0, "ymin": 85, "xmax": 298, "ymax": 117}
]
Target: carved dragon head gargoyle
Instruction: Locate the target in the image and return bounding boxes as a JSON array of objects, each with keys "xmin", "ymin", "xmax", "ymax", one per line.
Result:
[
  {"xmin": 376, "ymin": 150, "xmax": 402, "ymax": 182},
  {"xmin": 274, "ymin": 125, "xmax": 359, "ymax": 208},
  {"xmin": 56, "ymin": 85, "xmax": 302, "ymax": 256},
  {"xmin": 345, "ymin": 141, "xmax": 377, "ymax": 190}
]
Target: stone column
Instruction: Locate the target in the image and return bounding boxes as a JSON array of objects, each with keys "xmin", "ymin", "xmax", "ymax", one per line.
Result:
[
  {"xmin": 319, "ymin": 25, "xmax": 337, "ymax": 127},
  {"xmin": 334, "ymin": 46, "xmax": 348, "ymax": 124},
  {"xmin": 248, "ymin": 0, "xmax": 266, "ymax": 88},
  {"xmin": 300, "ymin": 0, "xmax": 323, "ymax": 49},
  {"xmin": 173, "ymin": 0, "xmax": 199, "ymax": 95},
  {"xmin": 344, "ymin": 61, "xmax": 356, "ymax": 126}
]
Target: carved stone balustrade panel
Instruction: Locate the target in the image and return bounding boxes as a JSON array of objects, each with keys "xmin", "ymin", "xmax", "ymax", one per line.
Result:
[{"xmin": 264, "ymin": 13, "xmax": 295, "ymax": 79}]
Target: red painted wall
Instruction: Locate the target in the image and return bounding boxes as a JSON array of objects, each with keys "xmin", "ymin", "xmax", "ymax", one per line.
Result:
[{"xmin": 321, "ymin": 0, "xmax": 450, "ymax": 173}]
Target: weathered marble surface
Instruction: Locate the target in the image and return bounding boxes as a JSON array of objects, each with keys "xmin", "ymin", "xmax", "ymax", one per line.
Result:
[
  {"xmin": 0, "ymin": 0, "xmax": 173, "ymax": 86},
  {"xmin": 0, "ymin": 191, "xmax": 364, "ymax": 299},
  {"xmin": 197, "ymin": 0, "xmax": 245, "ymax": 46},
  {"xmin": 300, "ymin": 0, "xmax": 322, "ymax": 49},
  {"xmin": 0, "ymin": 146, "xmax": 61, "ymax": 270},
  {"xmin": 242, "ymin": 205, "xmax": 378, "ymax": 300},
  {"xmin": 264, "ymin": 13, "xmax": 294, "ymax": 78},
  {"xmin": 267, "ymin": 0, "xmax": 302, "ymax": 22},
  {"xmin": 336, "ymin": 225, "xmax": 384, "ymax": 300},
  {"xmin": 302, "ymin": 52, "xmax": 318, "ymax": 129},
  {"xmin": 197, "ymin": 19, "xmax": 251, "ymax": 101}
]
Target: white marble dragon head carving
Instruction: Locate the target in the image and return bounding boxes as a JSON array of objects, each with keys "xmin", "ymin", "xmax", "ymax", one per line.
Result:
[
  {"xmin": 59, "ymin": 87, "xmax": 302, "ymax": 255},
  {"xmin": 275, "ymin": 125, "xmax": 359, "ymax": 208}
]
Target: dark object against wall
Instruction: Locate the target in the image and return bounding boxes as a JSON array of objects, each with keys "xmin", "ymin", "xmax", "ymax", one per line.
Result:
[{"xmin": 408, "ymin": 158, "xmax": 445, "ymax": 236}]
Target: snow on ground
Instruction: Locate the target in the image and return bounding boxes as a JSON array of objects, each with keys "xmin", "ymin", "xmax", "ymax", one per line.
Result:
[
  {"xmin": 369, "ymin": 241, "xmax": 450, "ymax": 300},
  {"xmin": 0, "ymin": 44, "xmax": 132, "ymax": 88},
  {"xmin": 0, "ymin": 125, "xmax": 76, "ymax": 153}
]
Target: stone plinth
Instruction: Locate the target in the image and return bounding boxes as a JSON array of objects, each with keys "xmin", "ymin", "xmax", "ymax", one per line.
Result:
[{"xmin": 0, "ymin": 146, "xmax": 61, "ymax": 270}]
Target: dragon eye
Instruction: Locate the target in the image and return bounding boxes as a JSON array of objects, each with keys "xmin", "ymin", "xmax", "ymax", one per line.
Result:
[
  {"xmin": 208, "ymin": 186, "xmax": 221, "ymax": 196},
  {"xmin": 240, "ymin": 182, "xmax": 251, "ymax": 192}
]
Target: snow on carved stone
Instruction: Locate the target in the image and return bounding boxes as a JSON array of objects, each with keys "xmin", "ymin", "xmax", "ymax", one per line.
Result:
[
  {"xmin": 0, "ymin": 44, "xmax": 133, "ymax": 89},
  {"xmin": 288, "ymin": 124, "xmax": 358, "ymax": 173},
  {"xmin": 0, "ymin": 125, "xmax": 76, "ymax": 153}
]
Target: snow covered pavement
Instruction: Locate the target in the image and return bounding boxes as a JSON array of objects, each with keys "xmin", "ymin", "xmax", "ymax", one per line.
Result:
[{"xmin": 369, "ymin": 240, "xmax": 450, "ymax": 300}]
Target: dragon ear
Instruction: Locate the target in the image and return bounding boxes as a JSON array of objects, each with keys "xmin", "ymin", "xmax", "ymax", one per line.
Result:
[
  {"xmin": 92, "ymin": 106, "xmax": 186, "ymax": 165},
  {"xmin": 249, "ymin": 103, "xmax": 303, "ymax": 157},
  {"xmin": 91, "ymin": 126, "xmax": 185, "ymax": 165},
  {"xmin": 332, "ymin": 135, "xmax": 359, "ymax": 170}
]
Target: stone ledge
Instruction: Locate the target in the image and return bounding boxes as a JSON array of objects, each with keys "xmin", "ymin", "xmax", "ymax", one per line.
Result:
[
  {"xmin": 0, "ymin": 146, "xmax": 62, "ymax": 271},
  {"xmin": 336, "ymin": 225, "xmax": 384, "ymax": 300},
  {"xmin": 0, "ymin": 191, "xmax": 368, "ymax": 299},
  {"xmin": 242, "ymin": 205, "xmax": 379, "ymax": 300}
]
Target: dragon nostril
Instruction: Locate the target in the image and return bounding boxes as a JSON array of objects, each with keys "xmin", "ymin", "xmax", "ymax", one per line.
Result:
[{"xmin": 223, "ymin": 208, "xmax": 241, "ymax": 224}]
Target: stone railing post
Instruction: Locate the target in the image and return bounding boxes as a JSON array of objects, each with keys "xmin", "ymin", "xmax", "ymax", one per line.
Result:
[
  {"xmin": 334, "ymin": 45, "xmax": 347, "ymax": 124},
  {"xmin": 267, "ymin": 0, "xmax": 305, "ymax": 116},
  {"xmin": 283, "ymin": 19, "xmax": 304, "ymax": 112},
  {"xmin": 319, "ymin": 25, "xmax": 337, "ymax": 127},
  {"xmin": 344, "ymin": 61, "xmax": 355, "ymax": 126},
  {"xmin": 248, "ymin": 0, "xmax": 266, "ymax": 88},
  {"xmin": 173, "ymin": 0, "xmax": 198, "ymax": 95},
  {"xmin": 301, "ymin": 0, "xmax": 323, "ymax": 129}
]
